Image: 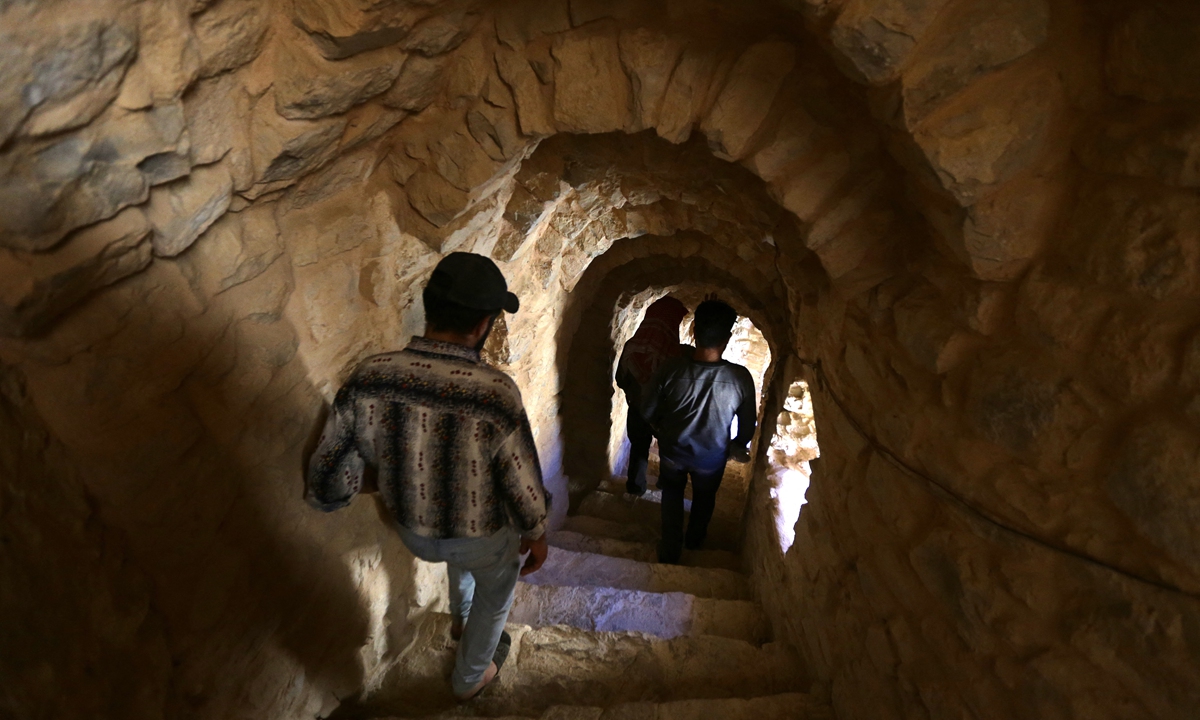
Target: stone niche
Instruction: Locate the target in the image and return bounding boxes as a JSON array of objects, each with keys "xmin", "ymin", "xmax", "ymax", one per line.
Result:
[{"xmin": 3, "ymin": 0, "xmax": 1200, "ymax": 719}]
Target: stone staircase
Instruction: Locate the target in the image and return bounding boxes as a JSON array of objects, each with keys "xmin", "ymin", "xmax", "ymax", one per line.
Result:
[{"xmin": 346, "ymin": 478, "xmax": 831, "ymax": 720}]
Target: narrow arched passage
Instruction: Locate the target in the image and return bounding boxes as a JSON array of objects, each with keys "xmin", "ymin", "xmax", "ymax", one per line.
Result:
[
  {"xmin": 555, "ymin": 237, "xmax": 791, "ymax": 509},
  {"xmin": 5, "ymin": 1, "xmax": 1200, "ymax": 718},
  {"xmin": 607, "ymin": 287, "xmax": 774, "ymax": 491}
]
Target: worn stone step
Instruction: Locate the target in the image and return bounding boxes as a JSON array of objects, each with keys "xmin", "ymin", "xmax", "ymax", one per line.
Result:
[
  {"xmin": 523, "ymin": 546, "xmax": 750, "ymax": 600},
  {"xmin": 598, "ymin": 479, "xmax": 748, "ymax": 511},
  {"xmin": 351, "ymin": 615, "xmax": 810, "ymax": 719},
  {"xmin": 576, "ymin": 489, "xmax": 679, "ymax": 530},
  {"xmin": 560, "ymin": 515, "xmax": 659, "ymax": 544},
  {"xmin": 509, "ymin": 582, "xmax": 768, "ymax": 643},
  {"xmin": 596, "ymin": 478, "xmax": 749, "ymax": 518},
  {"xmin": 547, "ymin": 530, "xmax": 741, "ymax": 572},
  {"xmin": 376, "ymin": 691, "xmax": 834, "ymax": 719},
  {"xmin": 595, "ymin": 479, "xmax": 673, "ymax": 506},
  {"xmin": 575, "ymin": 491, "xmax": 740, "ymax": 552}
]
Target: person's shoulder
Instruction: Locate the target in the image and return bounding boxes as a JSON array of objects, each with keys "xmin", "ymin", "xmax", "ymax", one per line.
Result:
[
  {"xmin": 335, "ymin": 352, "xmax": 408, "ymax": 402},
  {"xmin": 724, "ymin": 359, "xmax": 751, "ymax": 373},
  {"xmin": 722, "ymin": 361, "xmax": 754, "ymax": 381},
  {"xmin": 658, "ymin": 355, "xmax": 691, "ymax": 377},
  {"xmin": 476, "ymin": 362, "xmax": 517, "ymax": 386},
  {"xmin": 473, "ymin": 368, "xmax": 532, "ymax": 426},
  {"xmin": 474, "ymin": 364, "xmax": 524, "ymax": 400},
  {"xmin": 350, "ymin": 351, "xmax": 407, "ymax": 377},
  {"xmin": 664, "ymin": 354, "xmax": 690, "ymax": 369}
]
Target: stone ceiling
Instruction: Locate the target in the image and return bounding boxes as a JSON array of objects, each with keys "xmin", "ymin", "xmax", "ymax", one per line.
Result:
[{"xmin": 3, "ymin": 0, "xmax": 1200, "ymax": 719}]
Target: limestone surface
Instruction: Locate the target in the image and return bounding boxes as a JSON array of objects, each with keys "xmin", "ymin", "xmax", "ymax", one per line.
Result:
[{"xmin": 4, "ymin": 1, "xmax": 1200, "ymax": 719}]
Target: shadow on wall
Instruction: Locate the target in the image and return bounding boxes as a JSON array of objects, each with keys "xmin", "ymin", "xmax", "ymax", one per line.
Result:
[
  {"xmin": 1, "ymin": 365, "xmax": 174, "ymax": 718},
  {"xmin": 0, "ymin": 247, "xmax": 429, "ymax": 719}
]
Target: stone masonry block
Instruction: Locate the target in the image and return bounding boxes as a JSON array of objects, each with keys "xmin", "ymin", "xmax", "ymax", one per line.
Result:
[
  {"xmin": 701, "ymin": 42, "xmax": 797, "ymax": 161},
  {"xmin": 552, "ymin": 28, "xmax": 633, "ymax": 134}
]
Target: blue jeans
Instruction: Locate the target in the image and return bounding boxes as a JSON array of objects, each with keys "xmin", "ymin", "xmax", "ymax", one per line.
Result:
[{"xmin": 396, "ymin": 525, "xmax": 521, "ymax": 696}]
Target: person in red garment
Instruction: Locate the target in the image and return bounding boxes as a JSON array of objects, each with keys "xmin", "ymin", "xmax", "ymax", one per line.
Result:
[{"xmin": 614, "ymin": 297, "xmax": 691, "ymax": 496}]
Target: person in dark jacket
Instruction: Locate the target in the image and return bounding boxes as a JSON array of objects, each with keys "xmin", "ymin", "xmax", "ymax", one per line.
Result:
[
  {"xmin": 614, "ymin": 297, "xmax": 691, "ymax": 496},
  {"xmin": 642, "ymin": 299, "xmax": 756, "ymax": 564}
]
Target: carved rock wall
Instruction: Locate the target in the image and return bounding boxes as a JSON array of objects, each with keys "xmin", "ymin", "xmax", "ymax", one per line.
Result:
[{"xmin": 2, "ymin": 0, "xmax": 1199, "ymax": 719}]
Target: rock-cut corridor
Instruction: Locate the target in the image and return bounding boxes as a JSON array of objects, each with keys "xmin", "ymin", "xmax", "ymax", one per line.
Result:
[{"xmin": 3, "ymin": 0, "xmax": 1200, "ymax": 719}]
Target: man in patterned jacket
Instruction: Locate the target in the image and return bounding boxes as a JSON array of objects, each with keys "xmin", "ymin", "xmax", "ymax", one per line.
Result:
[{"xmin": 306, "ymin": 252, "xmax": 550, "ymax": 701}]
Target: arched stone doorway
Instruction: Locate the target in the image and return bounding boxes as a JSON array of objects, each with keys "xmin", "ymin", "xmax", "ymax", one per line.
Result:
[{"xmin": 5, "ymin": 1, "xmax": 1200, "ymax": 718}]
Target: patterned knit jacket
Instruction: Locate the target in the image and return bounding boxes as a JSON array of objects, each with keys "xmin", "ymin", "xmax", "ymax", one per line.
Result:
[{"xmin": 306, "ymin": 337, "xmax": 549, "ymax": 540}]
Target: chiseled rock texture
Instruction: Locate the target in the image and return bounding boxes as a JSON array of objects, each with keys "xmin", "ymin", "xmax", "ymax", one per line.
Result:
[
  {"xmin": 381, "ymin": 693, "xmax": 833, "ymax": 720},
  {"xmin": 351, "ymin": 617, "xmax": 808, "ymax": 719},
  {"xmin": 2, "ymin": 0, "xmax": 1200, "ymax": 719}
]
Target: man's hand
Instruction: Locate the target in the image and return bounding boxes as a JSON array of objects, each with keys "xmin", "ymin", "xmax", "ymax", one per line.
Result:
[
  {"xmin": 730, "ymin": 445, "xmax": 751, "ymax": 463},
  {"xmin": 519, "ymin": 535, "xmax": 548, "ymax": 576}
]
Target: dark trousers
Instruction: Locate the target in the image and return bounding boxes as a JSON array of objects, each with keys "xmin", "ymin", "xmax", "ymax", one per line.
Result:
[
  {"xmin": 625, "ymin": 405, "xmax": 654, "ymax": 494},
  {"xmin": 657, "ymin": 456, "xmax": 726, "ymax": 563}
]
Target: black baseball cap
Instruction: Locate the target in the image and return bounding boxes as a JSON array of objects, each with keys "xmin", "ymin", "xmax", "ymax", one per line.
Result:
[{"xmin": 425, "ymin": 252, "xmax": 520, "ymax": 313}]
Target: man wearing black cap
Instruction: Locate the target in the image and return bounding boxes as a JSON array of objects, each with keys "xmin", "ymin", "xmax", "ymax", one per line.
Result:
[
  {"xmin": 306, "ymin": 252, "xmax": 549, "ymax": 701},
  {"xmin": 641, "ymin": 298, "xmax": 757, "ymax": 565}
]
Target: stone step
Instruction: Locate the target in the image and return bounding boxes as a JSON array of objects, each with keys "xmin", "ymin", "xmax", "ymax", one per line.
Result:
[
  {"xmin": 561, "ymin": 515, "xmax": 659, "ymax": 544},
  {"xmin": 547, "ymin": 530, "xmax": 740, "ymax": 572},
  {"xmin": 576, "ymin": 489, "xmax": 677, "ymax": 530},
  {"xmin": 353, "ymin": 615, "xmax": 810, "ymax": 719},
  {"xmin": 595, "ymin": 479, "xmax": 679, "ymax": 506},
  {"xmin": 376, "ymin": 692, "xmax": 834, "ymax": 719},
  {"xmin": 575, "ymin": 491, "xmax": 740, "ymax": 552},
  {"xmin": 523, "ymin": 546, "xmax": 750, "ymax": 600},
  {"xmin": 596, "ymin": 478, "xmax": 749, "ymax": 518},
  {"xmin": 509, "ymin": 582, "xmax": 768, "ymax": 643}
]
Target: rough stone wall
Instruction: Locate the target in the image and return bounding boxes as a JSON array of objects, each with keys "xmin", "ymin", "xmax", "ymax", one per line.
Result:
[
  {"xmin": 3, "ymin": 0, "xmax": 1200, "ymax": 718},
  {"xmin": 0, "ymin": 242, "xmax": 451, "ymax": 719},
  {"xmin": 744, "ymin": 1, "xmax": 1200, "ymax": 718},
  {"xmin": 1, "ymin": 3, "xmax": 823, "ymax": 715},
  {"xmin": 0, "ymin": 365, "xmax": 172, "ymax": 719},
  {"xmin": 750, "ymin": 375, "xmax": 818, "ymax": 553}
]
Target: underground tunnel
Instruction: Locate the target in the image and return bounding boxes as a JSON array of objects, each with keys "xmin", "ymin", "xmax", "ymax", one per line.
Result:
[{"xmin": 3, "ymin": 0, "xmax": 1200, "ymax": 718}]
